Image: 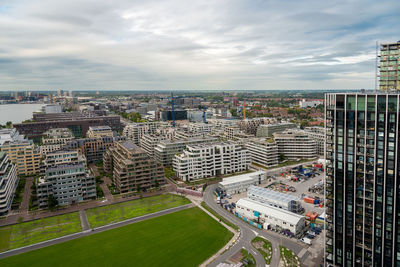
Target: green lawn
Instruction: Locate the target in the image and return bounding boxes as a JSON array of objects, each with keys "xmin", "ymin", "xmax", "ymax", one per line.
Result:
[
  {"xmin": 0, "ymin": 212, "xmax": 81, "ymax": 252},
  {"xmin": 280, "ymin": 246, "xmax": 300, "ymax": 267},
  {"xmin": 0, "ymin": 207, "xmax": 233, "ymax": 267},
  {"xmin": 86, "ymin": 194, "xmax": 190, "ymax": 228},
  {"xmin": 240, "ymin": 248, "xmax": 256, "ymax": 267},
  {"xmin": 252, "ymin": 236, "xmax": 273, "ymax": 265}
]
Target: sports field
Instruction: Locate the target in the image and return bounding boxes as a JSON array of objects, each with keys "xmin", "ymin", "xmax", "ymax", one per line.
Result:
[
  {"xmin": 0, "ymin": 212, "xmax": 81, "ymax": 252},
  {"xmin": 86, "ymin": 193, "xmax": 190, "ymax": 228},
  {"xmin": 0, "ymin": 207, "xmax": 233, "ymax": 267}
]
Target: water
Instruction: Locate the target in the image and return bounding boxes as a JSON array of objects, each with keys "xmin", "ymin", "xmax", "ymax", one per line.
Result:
[{"xmin": 0, "ymin": 104, "xmax": 44, "ymax": 125}]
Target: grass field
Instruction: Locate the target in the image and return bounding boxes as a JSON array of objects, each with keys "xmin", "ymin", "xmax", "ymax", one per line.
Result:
[
  {"xmin": 86, "ymin": 194, "xmax": 190, "ymax": 228},
  {"xmin": 0, "ymin": 212, "xmax": 81, "ymax": 252},
  {"xmin": 0, "ymin": 207, "xmax": 233, "ymax": 267}
]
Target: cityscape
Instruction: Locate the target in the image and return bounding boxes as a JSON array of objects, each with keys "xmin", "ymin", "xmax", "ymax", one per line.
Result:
[{"xmin": 0, "ymin": 1, "xmax": 399, "ymax": 267}]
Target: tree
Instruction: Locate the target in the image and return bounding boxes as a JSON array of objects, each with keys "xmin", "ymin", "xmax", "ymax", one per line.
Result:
[
  {"xmin": 48, "ymin": 195, "xmax": 58, "ymax": 210},
  {"xmin": 154, "ymin": 179, "xmax": 160, "ymax": 189},
  {"xmin": 5, "ymin": 121, "xmax": 12, "ymax": 128},
  {"xmin": 136, "ymin": 184, "xmax": 141, "ymax": 192},
  {"xmin": 279, "ymin": 153, "xmax": 286, "ymax": 162}
]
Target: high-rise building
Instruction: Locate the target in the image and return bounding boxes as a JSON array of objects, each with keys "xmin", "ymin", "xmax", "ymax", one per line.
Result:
[
  {"xmin": 325, "ymin": 93, "xmax": 400, "ymax": 266},
  {"xmin": 379, "ymin": 41, "xmax": 400, "ymax": 91},
  {"xmin": 0, "ymin": 152, "xmax": 18, "ymax": 215}
]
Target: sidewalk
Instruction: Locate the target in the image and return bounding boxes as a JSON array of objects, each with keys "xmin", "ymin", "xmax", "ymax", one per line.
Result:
[{"xmin": 187, "ymin": 196, "xmax": 240, "ymax": 267}]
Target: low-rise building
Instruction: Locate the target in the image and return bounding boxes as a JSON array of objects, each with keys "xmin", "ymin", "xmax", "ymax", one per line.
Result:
[
  {"xmin": 273, "ymin": 131, "xmax": 317, "ymax": 160},
  {"xmin": 256, "ymin": 122, "xmax": 297, "ymax": 137},
  {"xmin": 244, "ymin": 138, "xmax": 278, "ymax": 168},
  {"xmin": 103, "ymin": 141, "xmax": 165, "ymax": 193},
  {"xmin": 247, "ymin": 185, "xmax": 302, "ymax": 213},
  {"xmin": 37, "ymin": 163, "xmax": 96, "ymax": 208},
  {"xmin": 218, "ymin": 170, "xmax": 266, "ymax": 195},
  {"xmin": 236, "ymin": 198, "xmax": 306, "ymax": 235},
  {"xmin": 0, "ymin": 152, "xmax": 18, "ymax": 215},
  {"xmin": 173, "ymin": 142, "xmax": 250, "ymax": 181}
]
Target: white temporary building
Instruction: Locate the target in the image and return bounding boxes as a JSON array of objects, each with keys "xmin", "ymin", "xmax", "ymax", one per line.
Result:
[
  {"xmin": 218, "ymin": 170, "xmax": 266, "ymax": 195},
  {"xmin": 236, "ymin": 198, "xmax": 306, "ymax": 235},
  {"xmin": 247, "ymin": 185, "xmax": 302, "ymax": 213}
]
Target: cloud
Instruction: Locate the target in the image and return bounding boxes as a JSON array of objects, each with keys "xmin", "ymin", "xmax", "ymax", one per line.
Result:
[{"xmin": 0, "ymin": 0, "xmax": 399, "ymax": 90}]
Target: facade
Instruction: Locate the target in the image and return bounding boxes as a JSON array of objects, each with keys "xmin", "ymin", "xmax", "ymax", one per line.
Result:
[
  {"xmin": 218, "ymin": 170, "xmax": 266, "ymax": 195},
  {"xmin": 0, "ymin": 152, "xmax": 18, "ymax": 215},
  {"xmin": 273, "ymin": 131, "xmax": 317, "ymax": 160},
  {"xmin": 42, "ymin": 150, "xmax": 86, "ymax": 168},
  {"xmin": 154, "ymin": 137, "xmax": 217, "ymax": 166},
  {"xmin": 325, "ymin": 93, "xmax": 400, "ymax": 266},
  {"xmin": 139, "ymin": 134, "xmax": 168, "ymax": 158},
  {"xmin": 303, "ymin": 127, "xmax": 326, "ymax": 157},
  {"xmin": 237, "ymin": 118, "xmax": 275, "ymax": 135},
  {"xmin": 103, "ymin": 141, "xmax": 165, "ymax": 193},
  {"xmin": 236, "ymin": 198, "xmax": 306, "ymax": 235},
  {"xmin": 379, "ymin": 41, "xmax": 400, "ymax": 91},
  {"xmin": 0, "ymin": 140, "xmax": 41, "ymax": 175},
  {"xmin": 13, "ymin": 114, "xmax": 121, "ymax": 140},
  {"xmin": 256, "ymin": 122, "xmax": 297, "ymax": 137},
  {"xmin": 173, "ymin": 142, "xmax": 250, "ymax": 181},
  {"xmin": 244, "ymin": 138, "xmax": 278, "ymax": 168},
  {"xmin": 123, "ymin": 122, "xmax": 169, "ymax": 145},
  {"xmin": 39, "ymin": 128, "xmax": 74, "ymax": 155},
  {"xmin": 86, "ymin": 126, "xmax": 114, "ymax": 138},
  {"xmin": 64, "ymin": 136, "xmax": 126, "ymax": 163},
  {"xmin": 37, "ymin": 163, "xmax": 96, "ymax": 208},
  {"xmin": 247, "ymin": 185, "xmax": 302, "ymax": 213},
  {"xmin": 160, "ymin": 110, "xmax": 187, "ymax": 121}
]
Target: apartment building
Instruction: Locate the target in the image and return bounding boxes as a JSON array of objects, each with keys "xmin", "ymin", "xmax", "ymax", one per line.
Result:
[
  {"xmin": 256, "ymin": 122, "xmax": 297, "ymax": 137},
  {"xmin": 139, "ymin": 134, "xmax": 168, "ymax": 158},
  {"xmin": 103, "ymin": 141, "xmax": 165, "ymax": 193},
  {"xmin": 42, "ymin": 150, "xmax": 86, "ymax": 168},
  {"xmin": 37, "ymin": 163, "xmax": 96, "ymax": 208},
  {"xmin": 0, "ymin": 152, "xmax": 18, "ymax": 215},
  {"xmin": 39, "ymin": 128, "xmax": 74, "ymax": 155},
  {"xmin": 273, "ymin": 131, "xmax": 316, "ymax": 160},
  {"xmin": 244, "ymin": 138, "xmax": 278, "ymax": 168},
  {"xmin": 86, "ymin": 125, "xmax": 114, "ymax": 138},
  {"xmin": 302, "ymin": 127, "xmax": 326, "ymax": 157},
  {"xmin": 64, "ymin": 136, "xmax": 126, "ymax": 163},
  {"xmin": 325, "ymin": 93, "xmax": 400, "ymax": 266},
  {"xmin": 0, "ymin": 140, "xmax": 41, "ymax": 176},
  {"xmin": 379, "ymin": 41, "xmax": 400, "ymax": 91},
  {"xmin": 0, "ymin": 128, "xmax": 25, "ymax": 146},
  {"xmin": 123, "ymin": 122, "xmax": 170, "ymax": 145},
  {"xmin": 154, "ymin": 137, "xmax": 217, "ymax": 166},
  {"xmin": 237, "ymin": 118, "xmax": 276, "ymax": 135},
  {"xmin": 173, "ymin": 142, "xmax": 250, "ymax": 181}
]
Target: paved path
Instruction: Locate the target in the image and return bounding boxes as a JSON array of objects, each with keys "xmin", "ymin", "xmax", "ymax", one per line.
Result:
[
  {"xmin": 0, "ymin": 189, "xmax": 169, "ymax": 227},
  {"xmin": 204, "ymin": 184, "xmax": 315, "ymax": 267},
  {"xmin": 0, "ymin": 203, "xmax": 194, "ymax": 259},
  {"xmin": 79, "ymin": 210, "xmax": 90, "ymax": 231},
  {"xmin": 19, "ymin": 177, "xmax": 33, "ymax": 214}
]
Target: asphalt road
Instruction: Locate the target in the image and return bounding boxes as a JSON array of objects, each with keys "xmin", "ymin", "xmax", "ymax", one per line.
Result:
[
  {"xmin": 0, "ymin": 203, "xmax": 194, "ymax": 260},
  {"xmin": 204, "ymin": 184, "xmax": 311, "ymax": 267}
]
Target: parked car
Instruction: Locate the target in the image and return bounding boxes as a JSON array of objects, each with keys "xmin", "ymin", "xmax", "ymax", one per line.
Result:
[
  {"xmin": 301, "ymin": 237, "xmax": 312, "ymax": 245},
  {"xmin": 305, "ymin": 234, "xmax": 315, "ymax": 239},
  {"xmin": 231, "ymin": 203, "xmax": 236, "ymax": 208}
]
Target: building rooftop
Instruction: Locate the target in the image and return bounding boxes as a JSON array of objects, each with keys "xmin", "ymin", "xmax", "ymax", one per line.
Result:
[
  {"xmin": 219, "ymin": 170, "xmax": 265, "ymax": 185},
  {"xmin": 121, "ymin": 140, "xmax": 139, "ymax": 151},
  {"xmin": 248, "ymin": 185, "xmax": 299, "ymax": 202}
]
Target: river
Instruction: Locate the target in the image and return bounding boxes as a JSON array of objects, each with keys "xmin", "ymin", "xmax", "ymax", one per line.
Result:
[{"xmin": 0, "ymin": 103, "xmax": 44, "ymax": 125}]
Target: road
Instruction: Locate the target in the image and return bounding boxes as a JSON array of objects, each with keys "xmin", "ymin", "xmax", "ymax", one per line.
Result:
[
  {"xmin": 0, "ymin": 203, "xmax": 194, "ymax": 259},
  {"xmin": 19, "ymin": 177, "xmax": 33, "ymax": 213},
  {"xmin": 204, "ymin": 184, "xmax": 311, "ymax": 267}
]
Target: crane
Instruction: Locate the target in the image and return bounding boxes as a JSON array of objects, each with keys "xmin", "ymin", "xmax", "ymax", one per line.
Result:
[{"xmin": 171, "ymin": 92, "xmax": 175, "ymax": 127}]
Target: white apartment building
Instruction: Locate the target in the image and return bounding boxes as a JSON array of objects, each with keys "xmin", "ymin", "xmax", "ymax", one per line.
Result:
[
  {"xmin": 303, "ymin": 127, "xmax": 326, "ymax": 156},
  {"xmin": 0, "ymin": 152, "xmax": 18, "ymax": 215},
  {"xmin": 173, "ymin": 142, "xmax": 250, "ymax": 181},
  {"xmin": 244, "ymin": 138, "xmax": 278, "ymax": 168},
  {"xmin": 154, "ymin": 137, "xmax": 217, "ymax": 166},
  {"xmin": 273, "ymin": 131, "xmax": 317, "ymax": 160},
  {"xmin": 299, "ymin": 99, "xmax": 323, "ymax": 108},
  {"xmin": 0, "ymin": 128, "xmax": 25, "ymax": 146},
  {"xmin": 218, "ymin": 170, "xmax": 266, "ymax": 195},
  {"xmin": 123, "ymin": 122, "xmax": 170, "ymax": 145}
]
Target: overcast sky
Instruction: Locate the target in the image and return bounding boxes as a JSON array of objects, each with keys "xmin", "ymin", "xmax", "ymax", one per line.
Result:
[{"xmin": 0, "ymin": 0, "xmax": 399, "ymax": 91}]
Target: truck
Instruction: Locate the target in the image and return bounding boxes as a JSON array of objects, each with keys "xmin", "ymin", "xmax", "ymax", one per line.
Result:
[{"xmin": 217, "ymin": 197, "xmax": 220, "ymax": 204}]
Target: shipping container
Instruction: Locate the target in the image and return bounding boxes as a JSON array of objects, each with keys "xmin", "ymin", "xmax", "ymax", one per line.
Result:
[{"xmin": 304, "ymin": 197, "xmax": 315, "ymax": 204}]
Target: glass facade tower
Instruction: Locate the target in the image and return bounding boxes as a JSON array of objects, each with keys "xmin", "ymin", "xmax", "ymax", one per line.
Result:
[{"xmin": 325, "ymin": 93, "xmax": 400, "ymax": 266}]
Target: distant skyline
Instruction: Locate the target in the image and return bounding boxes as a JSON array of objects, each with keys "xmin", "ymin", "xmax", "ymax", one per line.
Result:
[{"xmin": 0, "ymin": 0, "xmax": 399, "ymax": 91}]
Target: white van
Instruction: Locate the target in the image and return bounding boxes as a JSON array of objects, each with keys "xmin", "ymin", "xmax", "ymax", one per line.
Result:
[{"xmin": 301, "ymin": 237, "xmax": 312, "ymax": 245}]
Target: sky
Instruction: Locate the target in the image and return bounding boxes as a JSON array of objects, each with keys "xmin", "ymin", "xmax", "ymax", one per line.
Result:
[{"xmin": 0, "ymin": 0, "xmax": 399, "ymax": 91}]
